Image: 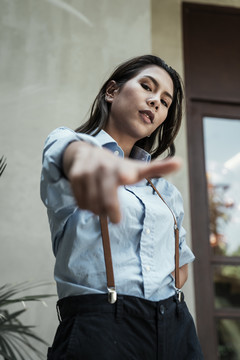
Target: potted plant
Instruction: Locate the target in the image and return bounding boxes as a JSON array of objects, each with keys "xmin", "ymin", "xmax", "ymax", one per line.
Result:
[{"xmin": 0, "ymin": 156, "xmax": 55, "ymax": 359}]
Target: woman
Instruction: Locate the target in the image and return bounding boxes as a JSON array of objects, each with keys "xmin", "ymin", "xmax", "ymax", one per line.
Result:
[{"xmin": 41, "ymin": 55, "xmax": 203, "ymax": 359}]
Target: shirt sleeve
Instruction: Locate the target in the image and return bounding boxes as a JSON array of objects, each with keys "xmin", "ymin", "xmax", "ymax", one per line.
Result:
[
  {"xmin": 40, "ymin": 127, "xmax": 100, "ymax": 254},
  {"xmin": 171, "ymin": 185, "xmax": 195, "ymax": 267}
]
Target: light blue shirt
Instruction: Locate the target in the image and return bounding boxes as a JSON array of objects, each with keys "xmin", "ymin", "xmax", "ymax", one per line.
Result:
[{"xmin": 40, "ymin": 127, "xmax": 195, "ymax": 301}]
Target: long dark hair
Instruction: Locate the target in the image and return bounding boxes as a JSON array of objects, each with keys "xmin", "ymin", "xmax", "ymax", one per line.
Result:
[{"xmin": 75, "ymin": 55, "xmax": 184, "ymax": 159}]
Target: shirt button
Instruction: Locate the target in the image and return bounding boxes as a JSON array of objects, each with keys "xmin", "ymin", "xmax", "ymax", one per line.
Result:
[
  {"xmin": 160, "ymin": 305, "xmax": 165, "ymax": 315},
  {"xmin": 146, "ymin": 228, "xmax": 151, "ymax": 234},
  {"xmin": 145, "ymin": 265, "xmax": 151, "ymax": 272},
  {"xmin": 114, "ymin": 150, "xmax": 119, "ymax": 156}
]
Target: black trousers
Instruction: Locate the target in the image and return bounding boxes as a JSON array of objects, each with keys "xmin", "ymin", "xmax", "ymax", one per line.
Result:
[{"xmin": 47, "ymin": 293, "xmax": 204, "ymax": 360}]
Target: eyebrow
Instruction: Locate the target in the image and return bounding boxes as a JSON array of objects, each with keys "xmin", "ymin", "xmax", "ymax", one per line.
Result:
[{"xmin": 143, "ymin": 75, "xmax": 173, "ymax": 101}]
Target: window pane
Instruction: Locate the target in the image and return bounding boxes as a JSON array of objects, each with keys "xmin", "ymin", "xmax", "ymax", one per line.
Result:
[
  {"xmin": 203, "ymin": 117, "xmax": 240, "ymax": 256},
  {"xmin": 217, "ymin": 318, "xmax": 240, "ymax": 360},
  {"xmin": 214, "ymin": 265, "xmax": 240, "ymax": 309}
]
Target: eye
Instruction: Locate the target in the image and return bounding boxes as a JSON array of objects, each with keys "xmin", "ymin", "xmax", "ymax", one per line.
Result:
[
  {"xmin": 161, "ymin": 99, "xmax": 168, "ymax": 108},
  {"xmin": 141, "ymin": 83, "xmax": 152, "ymax": 91}
]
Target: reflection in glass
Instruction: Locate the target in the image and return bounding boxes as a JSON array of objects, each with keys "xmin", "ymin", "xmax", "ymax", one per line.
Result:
[
  {"xmin": 213, "ymin": 265, "xmax": 240, "ymax": 309},
  {"xmin": 203, "ymin": 117, "xmax": 240, "ymax": 257},
  {"xmin": 217, "ymin": 318, "xmax": 240, "ymax": 360}
]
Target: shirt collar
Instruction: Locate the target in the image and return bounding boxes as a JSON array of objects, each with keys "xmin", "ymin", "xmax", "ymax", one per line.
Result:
[{"xmin": 94, "ymin": 130, "xmax": 151, "ymax": 163}]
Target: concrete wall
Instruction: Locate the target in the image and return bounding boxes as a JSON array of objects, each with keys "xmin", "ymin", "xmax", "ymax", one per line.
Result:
[
  {"xmin": 151, "ymin": 0, "xmax": 240, "ymax": 320},
  {"xmin": 0, "ymin": 0, "xmax": 151, "ymax": 357}
]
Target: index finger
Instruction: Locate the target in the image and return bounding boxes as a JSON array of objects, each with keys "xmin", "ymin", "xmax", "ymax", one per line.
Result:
[
  {"xmin": 118, "ymin": 157, "xmax": 182, "ymax": 185},
  {"xmin": 139, "ymin": 157, "xmax": 182, "ymax": 179}
]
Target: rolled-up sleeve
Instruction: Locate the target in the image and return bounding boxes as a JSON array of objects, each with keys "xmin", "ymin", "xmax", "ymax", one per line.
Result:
[
  {"xmin": 40, "ymin": 127, "xmax": 100, "ymax": 254},
  {"xmin": 172, "ymin": 187, "xmax": 195, "ymax": 267}
]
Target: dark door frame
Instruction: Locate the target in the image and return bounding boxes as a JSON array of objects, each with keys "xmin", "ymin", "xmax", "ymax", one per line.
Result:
[
  {"xmin": 182, "ymin": 2, "xmax": 240, "ymax": 358},
  {"xmin": 186, "ymin": 100, "xmax": 240, "ymax": 358}
]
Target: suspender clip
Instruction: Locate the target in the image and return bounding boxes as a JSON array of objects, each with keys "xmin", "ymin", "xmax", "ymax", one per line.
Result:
[
  {"xmin": 108, "ymin": 287, "xmax": 117, "ymax": 304},
  {"xmin": 176, "ymin": 289, "xmax": 183, "ymax": 302}
]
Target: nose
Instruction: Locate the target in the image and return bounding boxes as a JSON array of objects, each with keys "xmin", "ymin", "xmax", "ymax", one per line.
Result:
[{"xmin": 147, "ymin": 97, "xmax": 160, "ymax": 111}]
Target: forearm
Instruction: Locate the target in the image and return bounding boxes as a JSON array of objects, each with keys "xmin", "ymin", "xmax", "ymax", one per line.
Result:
[
  {"xmin": 62, "ymin": 139, "xmax": 181, "ymax": 223},
  {"xmin": 171, "ymin": 263, "xmax": 188, "ymax": 288}
]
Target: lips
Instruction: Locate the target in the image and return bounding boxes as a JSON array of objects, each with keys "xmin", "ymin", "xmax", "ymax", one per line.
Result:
[{"xmin": 139, "ymin": 110, "xmax": 154, "ymax": 123}]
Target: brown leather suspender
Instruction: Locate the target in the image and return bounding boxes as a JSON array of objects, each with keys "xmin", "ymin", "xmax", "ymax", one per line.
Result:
[
  {"xmin": 146, "ymin": 178, "xmax": 180, "ymax": 290},
  {"xmin": 99, "ymin": 216, "xmax": 117, "ymax": 304},
  {"xmin": 100, "ymin": 178, "xmax": 181, "ymax": 304}
]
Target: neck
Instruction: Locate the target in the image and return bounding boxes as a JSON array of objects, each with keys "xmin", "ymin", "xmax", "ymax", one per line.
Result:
[{"xmin": 103, "ymin": 128, "xmax": 135, "ymax": 158}]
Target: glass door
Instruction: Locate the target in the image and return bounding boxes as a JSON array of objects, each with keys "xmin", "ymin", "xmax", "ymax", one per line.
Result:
[{"xmin": 203, "ymin": 117, "xmax": 240, "ymax": 359}]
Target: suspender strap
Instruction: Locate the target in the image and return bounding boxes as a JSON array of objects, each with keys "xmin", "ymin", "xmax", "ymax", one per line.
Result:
[
  {"xmin": 146, "ymin": 178, "xmax": 180, "ymax": 290},
  {"xmin": 100, "ymin": 216, "xmax": 117, "ymax": 304},
  {"xmin": 100, "ymin": 178, "xmax": 181, "ymax": 304}
]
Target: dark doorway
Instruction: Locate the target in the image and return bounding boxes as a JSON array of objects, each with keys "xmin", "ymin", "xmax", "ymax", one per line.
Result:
[{"xmin": 182, "ymin": 3, "xmax": 240, "ymax": 359}]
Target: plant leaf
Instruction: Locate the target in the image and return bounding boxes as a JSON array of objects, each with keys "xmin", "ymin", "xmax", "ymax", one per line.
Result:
[
  {"xmin": 0, "ymin": 281, "xmax": 55, "ymax": 359},
  {"xmin": 0, "ymin": 335, "xmax": 18, "ymax": 360},
  {"xmin": 0, "ymin": 156, "xmax": 7, "ymax": 177}
]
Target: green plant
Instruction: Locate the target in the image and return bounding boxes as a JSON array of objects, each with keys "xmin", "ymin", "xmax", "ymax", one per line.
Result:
[
  {"xmin": 0, "ymin": 282, "xmax": 55, "ymax": 360},
  {"xmin": 0, "ymin": 156, "xmax": 7, "ymax": 177},
  {"xmin": 0, "ymin": 158, "xmax": 56, "ymax": 359}
]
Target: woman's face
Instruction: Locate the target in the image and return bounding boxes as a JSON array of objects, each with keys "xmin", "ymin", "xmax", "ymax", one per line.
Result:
[{"xmin": 105, "ymin": 65, "xmax": 174, "ymax": 151}]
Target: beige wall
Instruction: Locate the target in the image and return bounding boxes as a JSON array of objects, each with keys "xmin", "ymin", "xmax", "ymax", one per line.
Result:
[
  {"xmin": 0, "ymin": 0, "xmax": 151, "ymax": 357},
  {"xmin": 3, "ymin": 0, "xmax": 239, "ymax": 356},
  {"xmin": 151, "ymin": 0, "xmax": 240, "ymax": 320}
]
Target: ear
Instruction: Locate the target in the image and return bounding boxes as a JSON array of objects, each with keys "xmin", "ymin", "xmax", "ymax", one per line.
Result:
[{"xmin": 105, "ymin": 80, "xmax": 119, "ymax": 103}]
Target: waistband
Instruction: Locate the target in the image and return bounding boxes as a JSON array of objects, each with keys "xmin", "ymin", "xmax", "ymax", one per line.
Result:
[{"xmin": 56, "ymin": 292, "xmax": 184, "ymax": 322}]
